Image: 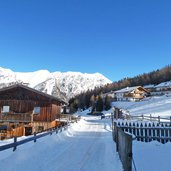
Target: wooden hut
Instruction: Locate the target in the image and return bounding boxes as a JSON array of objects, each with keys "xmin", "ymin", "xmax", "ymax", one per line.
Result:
[{"xmin": 0, "ymin": 84, "xmax": 66, "ymax": 139}]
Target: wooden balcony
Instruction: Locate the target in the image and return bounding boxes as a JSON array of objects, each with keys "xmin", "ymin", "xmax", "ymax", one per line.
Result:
[
  {"xmin": 124, "ymin": 93, "xmax": 144, "ymax": 99},
  {"xmin": 0, "ymin": 113, "xmax": 32, "ymax": 123}
]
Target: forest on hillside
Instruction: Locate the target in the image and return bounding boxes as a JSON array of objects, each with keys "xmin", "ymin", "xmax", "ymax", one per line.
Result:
[{"xmin": 69, "ymin": 65, "xmax": 171, "ymax": 112}]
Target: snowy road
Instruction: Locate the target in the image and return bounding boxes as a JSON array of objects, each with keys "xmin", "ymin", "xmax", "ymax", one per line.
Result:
[{"xmin": 0, "ymin": 116, "xmax": 123, "ymax": 171}]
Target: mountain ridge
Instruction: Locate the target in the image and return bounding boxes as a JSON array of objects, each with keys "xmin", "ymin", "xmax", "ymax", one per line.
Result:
[{"xmin": 0, "ymin": 67, "xmax": 112, "ymax": 101}]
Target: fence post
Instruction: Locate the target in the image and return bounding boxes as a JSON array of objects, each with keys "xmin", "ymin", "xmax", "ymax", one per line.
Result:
[
  {"xmin": 117, "ymin": 128, "xmax": 132, "ymax": 171},
  {"xmin": 50, "ymin": 128, "xmax": 53, "ymax": 135},
  {"xmin": 13, "ymin": 137, "xmax": 17, "ymax": 151},
  {"xmin": 158, "ymin": 116, "xmax": 160, "ymax": 123},
  {"xmin": 34, "ymin": 132, "xmax": 36, "ymax": 143},
  {"xmin": 112, "ymin": 114, "xmax": 114, "ymax": 140},
  {"xmin": 116, "ymin": 126, "xmax": 119, "ymax": 152},
  {"xmin": 56, "ymin": 128, "xmax": 58, "ymax": 134}
]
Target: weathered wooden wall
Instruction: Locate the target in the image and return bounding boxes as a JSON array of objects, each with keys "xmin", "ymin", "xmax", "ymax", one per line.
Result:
[
  {"xmin": 0, "ymin": 101, "xmax": 61, "ymax": 122},
  {"xmin": 33, "ymin": 104, "xmax": 61, "ymax": 122},
  {"xmin": 0, "ymin": 100, "xmax": 35, "ymax": 114}
]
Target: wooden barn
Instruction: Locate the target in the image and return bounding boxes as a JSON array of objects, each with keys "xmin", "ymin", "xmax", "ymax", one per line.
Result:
[{"xmin": 0, "ymin": 84, "xmax": 66, "ymax": 139}]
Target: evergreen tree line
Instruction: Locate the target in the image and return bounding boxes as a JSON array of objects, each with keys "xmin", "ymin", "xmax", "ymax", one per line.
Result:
[
  {"xmin": 69, "ymin": 93, "xmax": 111, "ymax": 113},
  {"xmin": 69, "ymin": 65, "xmax": 171, "ymax": 112}
]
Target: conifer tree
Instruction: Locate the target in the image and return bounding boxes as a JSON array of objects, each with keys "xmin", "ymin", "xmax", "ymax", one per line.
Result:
[
  {"xmin": 104, "ymin": 95, "xmax": 111, "ymax": 111},
  {"xmin": 95, "ymin": 96, "xmax": 103, "ymax": 112}
]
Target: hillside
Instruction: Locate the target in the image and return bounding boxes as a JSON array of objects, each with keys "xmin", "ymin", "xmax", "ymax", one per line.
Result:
[
  {"xmin": 112, "ymin": 94, "xmax": 171, "ymax": 117},
  {"xmin": 69, "ymin": 65, "xmax": 171, "ymax": 110}
]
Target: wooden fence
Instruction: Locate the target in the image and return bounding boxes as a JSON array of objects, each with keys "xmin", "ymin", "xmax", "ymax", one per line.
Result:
[
  {"xmin": 0, "ymin": 114, "xmax": 79, "ymax": 151},
  {"xmin": 115, "ymin": 127, "xmax": 132, "ymax": 171},
  {"xmin": 114, "ymin": 120, "xmax": 171, "ymax": 144},
  {"xmin": 114, "ymin": 107, "xmax": 171, "ymax": 124},
  {"xmin": 112, "ymin": 114, "xmax": 171, "ymax": 170},
  {"xmin": 56, "ymin": 114, "xmax": 80, "ymax": 123},
  {"xmin": 130, "ymin": 115, "xmax": 171, "ymax": 124},
  {"xmin": 0, "ymin": 124, "xmax": 68, "ymax": 152}
]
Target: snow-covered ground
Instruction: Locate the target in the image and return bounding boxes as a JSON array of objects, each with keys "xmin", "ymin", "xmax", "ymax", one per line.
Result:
[
  {"xmin": 133, "ymin": 141, "xmax": 171, "ymax": 171},
  {"xmin": 0, "ymin": 113, "xmax": 123, "ymax": 171},
  {"xmin": 112, "ymin": 95, "xmax": 171, "ymax": 171},
  {"xmin": 112, "ymin": 94, "xmax": 171, "ymax": 117},
  {"xmin": 1, "ymin": 100, "xmax": 171, "ymax": 171}
]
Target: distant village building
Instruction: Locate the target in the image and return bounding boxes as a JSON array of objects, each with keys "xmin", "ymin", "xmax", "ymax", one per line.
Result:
[
  {"xmin": 0, "ymin": 84, "xmax": 66, "ymax": 139},
  {"xmin": 61, "ymin": 105, "xmax": 70, "ymax": 114},
  {"xmin": 114, "ymin": 86, "xmax": 149, "ymax": 102},
  {"xmin": 155, "ymin": 81, "xmax": 171, "ymax": 92},
  {"xmin": 143, "ymin": 84, "xmax": 155, "ymax": 92},
  {"xmin": 150, "ymin": 81, "xmax": 171, "ymax": 96}
]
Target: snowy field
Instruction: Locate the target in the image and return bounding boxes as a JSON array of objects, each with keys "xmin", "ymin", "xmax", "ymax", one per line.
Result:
[
  {"xmin": 133, "ymin": 141, "xmax": 171, "ymax": 171},
  {"xmin": 112, "ymin": 94, "xmax": 171, "ymax": 117},
  {"xmin": 0, "ymin": 113, "xmax": 123, "ymax": 171}
]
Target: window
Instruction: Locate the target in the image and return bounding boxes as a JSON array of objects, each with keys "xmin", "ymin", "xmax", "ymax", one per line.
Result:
[
  {"xmin": 33, "ymin": 107, "xmax": 40, "ymax": 114},
  {"xmin": 2, "ymin": 106, "xmax": 10, "ymax": 113}
]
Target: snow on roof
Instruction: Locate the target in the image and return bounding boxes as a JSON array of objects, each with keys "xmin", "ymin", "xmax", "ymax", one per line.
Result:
[
  {"xmin": 114, "ymin": 86, "xmax": 140, "ymax": 93},
  {"xmin": 143, "ymin": 84, "xmax": 155, "ymax": 89},
  {"xmin": 155, "ymin": 80, "xmax": 171, "ymax": 88}
]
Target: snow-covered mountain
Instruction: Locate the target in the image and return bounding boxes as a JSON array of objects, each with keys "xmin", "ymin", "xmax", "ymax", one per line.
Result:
[{"xmin": 0, "ymin": 67, "xmax": 112, "ymax": 101}]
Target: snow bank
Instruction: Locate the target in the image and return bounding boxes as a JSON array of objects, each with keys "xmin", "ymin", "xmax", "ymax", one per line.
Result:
[
  {"xmin": 133, "ymin": 141, "xmax": 171, "ymax": 171},
  {"xmin": 112, "ymin": 95, "xmax": 171, "ymax": 117}
]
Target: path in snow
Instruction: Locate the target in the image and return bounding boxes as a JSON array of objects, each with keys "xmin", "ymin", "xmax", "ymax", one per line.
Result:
[{"xmin": 0, "ymin": 116, "xmax": 123, "ymax": 171}]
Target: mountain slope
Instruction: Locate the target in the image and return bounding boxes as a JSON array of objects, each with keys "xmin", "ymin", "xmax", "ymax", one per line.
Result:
[{"xmin": 0, "ymin": 67, "xmax": 112, "ymax": 101}]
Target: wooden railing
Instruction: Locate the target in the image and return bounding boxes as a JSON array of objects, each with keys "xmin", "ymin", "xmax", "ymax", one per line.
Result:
[
  {"xmin": 0, "ymin": 124, "xmax": 68, "ymax": 152},
  {"xmin": 113, "ymin": 107, "xmax": 171, "ymax": 123},
  {"xmin": 56, "ymin": 114, "xmax": 80, "ymax": 123},
  {"xmin": 124, "ymin": 93, "xmax": 144, "ymax": 99},
  {"xmin": 112, "ymin": 126, "xmax": 132, "ymax": 171},
  {"xmin": 0, "ymin": 113, "xmax": 32, "ymax": 122},
  {"xmin": 129, "ymin": 115, "xmax": 171, "ymax": 124}
]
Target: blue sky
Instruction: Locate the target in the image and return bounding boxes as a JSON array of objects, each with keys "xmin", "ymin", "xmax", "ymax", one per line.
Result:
[{"xmin": 0, "ymin": 0, "xmax": 171, "ymax": 81}]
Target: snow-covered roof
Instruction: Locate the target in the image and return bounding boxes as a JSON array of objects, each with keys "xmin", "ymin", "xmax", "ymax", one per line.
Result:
[
  {"xmin": 155, "ymin": 81, "xmax": 171, "ymax": 88},
  {"xmin": 143, "ymin": 84, "xmax": 155, "ymax": 89},
  {"xmin": 114, "ymin": 86, "xmax": 140, "ymax": 93}
]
